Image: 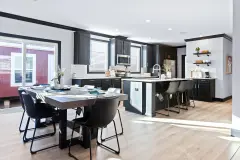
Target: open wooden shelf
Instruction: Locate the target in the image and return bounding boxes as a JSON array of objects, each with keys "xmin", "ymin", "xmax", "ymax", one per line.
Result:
[
  {"xmin": 193, "ymin": 62, "xmax": 211, "ymax": 66},
  {"xmin": 193, "ymin": 52, "xmax": 211, "ymax": 57}
]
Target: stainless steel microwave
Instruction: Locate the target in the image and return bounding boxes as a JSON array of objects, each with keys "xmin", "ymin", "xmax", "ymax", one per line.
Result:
[{"xmin": 117, "ymin": 54, "xmax": 131, "ymax": 66}]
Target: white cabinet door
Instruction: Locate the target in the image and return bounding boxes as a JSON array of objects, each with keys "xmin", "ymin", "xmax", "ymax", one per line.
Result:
[{"xmin": 130, "ymin": 82, "xmax": 142, "ymax": 113}]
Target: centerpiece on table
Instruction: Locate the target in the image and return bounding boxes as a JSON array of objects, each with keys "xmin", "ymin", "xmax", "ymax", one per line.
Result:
[{"xmin": 51, "ymin": 66, "xmax": 66, "ymax": 89}]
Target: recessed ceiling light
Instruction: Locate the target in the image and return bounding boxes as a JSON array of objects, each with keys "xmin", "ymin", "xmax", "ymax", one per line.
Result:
[
  {"xmin": 200, "ymin": 35, "xmax": 203, "ymax": 37},
  {"xmin": 168, "ymin": 28, "xmax": 172, "ymax": 31},
  {"xmin": 115, "ymin": 29, "xmax": 119, "ymax": 32},
  {"xmin": 145, "ymin": 20, "xmax": 151, "ymax": 23},
  {"xmin": 148, "ymin": 37, "xmax": 152, "ymax": 40}
]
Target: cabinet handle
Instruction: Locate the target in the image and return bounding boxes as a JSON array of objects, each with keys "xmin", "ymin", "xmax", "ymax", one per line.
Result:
[
  {"xmin": 135, "ymin": 88, "xmax": 139, "ymax": 91},
  {"xmin": 198, "ymin": 84, "xmax": 199, "ymax": 88},
  {"xmin": 195, "ymin": 84, "xmax": 196, "ymax": 88},
  {"xmin": 89, "ymin": 80, "xmax": 95, "ymax": 82}
]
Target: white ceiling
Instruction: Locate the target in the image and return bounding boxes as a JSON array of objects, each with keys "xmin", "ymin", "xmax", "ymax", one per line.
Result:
[{"xmin": 0, "ymin": 0, "xmax": 233, "ymax": 46}]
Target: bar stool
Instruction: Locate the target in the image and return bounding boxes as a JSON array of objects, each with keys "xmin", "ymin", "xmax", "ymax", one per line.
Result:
[
  {"xmin": 156, "ymin": 81, "xmax": 180, "ymax": 116},
  {"xmin": 177, "ymin": 80, "xmax": 189, "ymax": 110},
  {"xmin": 186, "ymin": 80, "xmax": 196, "ymax": 108}
]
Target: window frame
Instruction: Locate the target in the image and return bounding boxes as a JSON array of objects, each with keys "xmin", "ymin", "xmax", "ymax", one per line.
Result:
[
  {"xmin": 10, "ymin": 53, "xmax": 37, "ymax": 87},
  {"xmin": 0, "ymin": 32, "xmax": 61, "ymax": 88},
  {"xmin": 87, "ymin": 38, "xmax": 110, "ymax": 74},
  {"xmin": 130, "ymin": 45, "xmax": 142, "ymax": 73}
]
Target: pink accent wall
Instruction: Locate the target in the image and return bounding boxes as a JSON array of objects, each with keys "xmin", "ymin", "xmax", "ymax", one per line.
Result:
[{"xmin": 0, "ymin": 46, "xmax": 54, "ymax": 98}]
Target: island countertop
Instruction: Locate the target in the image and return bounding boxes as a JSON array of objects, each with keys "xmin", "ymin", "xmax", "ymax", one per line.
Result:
[{"xmin": 122, "ymin": 78, "xmax": 192, "ymax": 82}]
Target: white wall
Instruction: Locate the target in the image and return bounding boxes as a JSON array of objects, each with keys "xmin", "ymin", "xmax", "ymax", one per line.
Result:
[
  {"xmin": 177, "ymin": 47, "xmax": 186, "ymax": 78},
  {"xmin": 0, "ymin": 17, "xmax": 74, "ymax": 85},
  {"xmin": 186, "ymin": 37, "xmax": 232, "ymax": 99},
  {"xmin": 232, "ymin": 0, "xmax": 240, "ymax": 137}
]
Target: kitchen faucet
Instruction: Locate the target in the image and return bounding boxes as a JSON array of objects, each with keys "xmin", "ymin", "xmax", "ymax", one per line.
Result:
[{"xmin": 152, "ymin": 64, "xmax": 161, "ymax": 78}]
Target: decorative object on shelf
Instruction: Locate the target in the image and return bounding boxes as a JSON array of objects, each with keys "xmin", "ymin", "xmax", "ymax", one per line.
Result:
[
  {"xmin": 51, "ymin": 65, "xmax": 66, "ymax": 89},
  {"xmin": 193, "ymin": 50, "xmax": 211, "ymax": 57},
  {"xmin": 195, "ymin": 47, "xmax": 200, "ymax": 53},
  {"xmin": 226, "ymin": 56, "xmax": 232, "ymax": 74}
]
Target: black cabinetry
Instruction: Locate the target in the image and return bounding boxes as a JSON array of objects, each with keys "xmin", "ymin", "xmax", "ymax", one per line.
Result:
[
  {"xmin": 74, "ymin": 31, "xmax": 90, "ymax": 65},
  {"xmin": 191, "ymin": 79, "xmax": 215, "ymax": 102},
  {"xmin": 112, "ymin": 38, "xmax": 131, "ymax": 55},
  {"xmin": 72, "ymin": 78, "xmax": 121, "ymax": 90}
]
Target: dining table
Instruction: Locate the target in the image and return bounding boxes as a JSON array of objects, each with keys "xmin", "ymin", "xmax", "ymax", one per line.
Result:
[{"xmin": 23, "ymin": 86, "xmax": 128, "ymax": 149}]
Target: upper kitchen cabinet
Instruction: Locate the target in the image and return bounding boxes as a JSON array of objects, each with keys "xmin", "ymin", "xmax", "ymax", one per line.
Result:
[
  {"xmin": 111, "ymin": 38, "xmax": 131, "ymax": 55},
  {"xmin": 123, "ymin": 40, "xmax": 131, "ymax": 55},
  {"xmin": 74, "ymin": 31, "xmax": 90, "ymax": 65}
]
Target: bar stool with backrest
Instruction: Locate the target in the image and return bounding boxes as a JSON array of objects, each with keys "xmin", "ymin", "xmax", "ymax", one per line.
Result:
[
  {"xmin": 156, "ymin": 81, "xmax": 180, "ymax": 116},
  {"xmin": 177, "ymin": 80, "xmax": 189, "ymax": 110},
  {"xmin": 186, "ymin": 80, "xmax": 196, "ymax": 108},
  {"xmin": 21, "ymin": 92, "xmax": 58, "ymax": 154},
  {"xmin": 101, "ymin": 88, "xmax": 123, "ymax": 142},
  {"xmin": 68, "ymin": 96, "xmax": 120, "ymax": 160}
]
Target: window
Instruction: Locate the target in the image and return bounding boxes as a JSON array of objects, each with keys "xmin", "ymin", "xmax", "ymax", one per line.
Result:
[
  {"xmin": 0, "ymin": 35, "xmax": 58, "ymax": 98},
  {"xmin": 130, "ymin": 46, "xmax": 141, "ymax": 72},
  {"xmin": 10, "ymin": 53, "xmax": 36, "ymax": 86},
  {"xmin": 88, "ymin": 39, "xmax": 109, "ymax": 73}
]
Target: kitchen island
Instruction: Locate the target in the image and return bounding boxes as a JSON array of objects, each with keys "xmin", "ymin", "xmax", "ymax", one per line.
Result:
[{"xmin": 122, "ymin": 78, "xmax": 191, "ymax": 117}]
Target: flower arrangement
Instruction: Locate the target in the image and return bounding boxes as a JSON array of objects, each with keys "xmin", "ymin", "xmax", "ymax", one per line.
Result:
[
  {"xmin": 162, "ymin": 63, "xmax": 172, "ymax": 73},
  {"xmin": 51, "ymin": 66, "xmax": 66, "ymax": 82}
]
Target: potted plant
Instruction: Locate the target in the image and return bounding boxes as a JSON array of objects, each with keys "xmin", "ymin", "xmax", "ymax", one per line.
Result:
[{"xmin": 195, "ymin": 47, "xmax": 200, "ymax": 53}]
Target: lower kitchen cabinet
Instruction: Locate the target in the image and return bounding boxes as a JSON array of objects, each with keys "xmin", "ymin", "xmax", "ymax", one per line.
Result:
[
  {"xmin": 191, "ymin": 79, "xmax": 215, "ymax": 102},
  {"xmin": 72, "ymin": 78, "xmax": 121, "ymax": 90}
]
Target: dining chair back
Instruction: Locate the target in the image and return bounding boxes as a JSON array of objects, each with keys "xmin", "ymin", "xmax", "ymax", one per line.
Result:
[{"xmin": 85, "ymin": 96, "xmax": 119, "ymax": 128}]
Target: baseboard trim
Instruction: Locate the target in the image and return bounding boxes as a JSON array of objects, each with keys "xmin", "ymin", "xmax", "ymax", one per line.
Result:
[{"xmin": 213, "ymin": 96, "xmax": 232, "ymax": 102}]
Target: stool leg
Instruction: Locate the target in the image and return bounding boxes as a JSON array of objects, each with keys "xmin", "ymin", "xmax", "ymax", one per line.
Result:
[{"xmin": 177, "ymin": 93, "xmax": 181, "ymax": 113}]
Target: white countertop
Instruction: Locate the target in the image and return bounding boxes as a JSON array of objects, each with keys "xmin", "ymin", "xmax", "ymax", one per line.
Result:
[{"xmin": 122, "ymin": 78, "xmax": 192, "ymax": 82}]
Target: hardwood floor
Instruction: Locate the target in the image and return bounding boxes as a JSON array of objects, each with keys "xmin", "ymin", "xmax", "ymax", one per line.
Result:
[{"xmin": 0, "ymin": 100, "xmax": 239, "ymax": 160}]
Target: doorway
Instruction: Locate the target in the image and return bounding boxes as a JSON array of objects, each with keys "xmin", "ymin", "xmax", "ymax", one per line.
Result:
[{"xmin": 181, "ymin": 55, "xmax": 186, "ymax": 78}]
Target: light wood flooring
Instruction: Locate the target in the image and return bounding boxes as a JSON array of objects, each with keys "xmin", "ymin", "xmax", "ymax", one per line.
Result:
[{"xmin": 0, "ymin": 100, "xmax": 239, "ymax": 160}]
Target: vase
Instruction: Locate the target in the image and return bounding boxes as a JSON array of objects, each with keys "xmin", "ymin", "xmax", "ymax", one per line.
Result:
[
  {"xmin": 166, "ymin": 72, "xmax": 172, "ymax": 78},
  {"xmin": 60, "ymin": 76, "xmax": 64, "ymax": 88}
]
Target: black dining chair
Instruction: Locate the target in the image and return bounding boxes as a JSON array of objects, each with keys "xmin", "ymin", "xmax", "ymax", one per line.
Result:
[
  {"xmin": 68, "ymin": 96, "xmax": 120, "ymax": 160},
  {"xmin": 101, "ymin": 88, "xmax": 124, "ymax": 142},
  {"xmin": 21, "ymin": 92, "xmax": 58, "ymax": 154},
  {"xmin": 18, "ymin": 88, "xmax": 34, "ymax": 133}
]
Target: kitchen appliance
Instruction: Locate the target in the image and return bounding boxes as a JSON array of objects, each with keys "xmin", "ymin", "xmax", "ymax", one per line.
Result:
[
  {"xmin": 205, "ymin": 72, "xmax": 210, "ymax": 78},
  {"xmin": 117, "ymin": 54, "xmax": 130, "ymax": 66}
]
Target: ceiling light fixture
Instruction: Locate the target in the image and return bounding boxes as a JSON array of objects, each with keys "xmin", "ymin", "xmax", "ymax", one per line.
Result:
[
  {"xmin": 115, "ymin": 29, "xmax": 119, "ymax": 32},
  {"xmin": 168, "ymin": 28, "xmax": 172, "ymax": 31},
  {"xmin": 200, "ymin": 35, "xmax": 203, "ymax": 37},
  {"xmin": 145, "ymin": 20, "xmax": 151, "ymax": 23}
]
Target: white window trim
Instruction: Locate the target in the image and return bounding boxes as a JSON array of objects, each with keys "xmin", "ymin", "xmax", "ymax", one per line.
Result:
[{"xmin": 10, "ymin": 52, "xmax": 36, "ymax": 87}]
